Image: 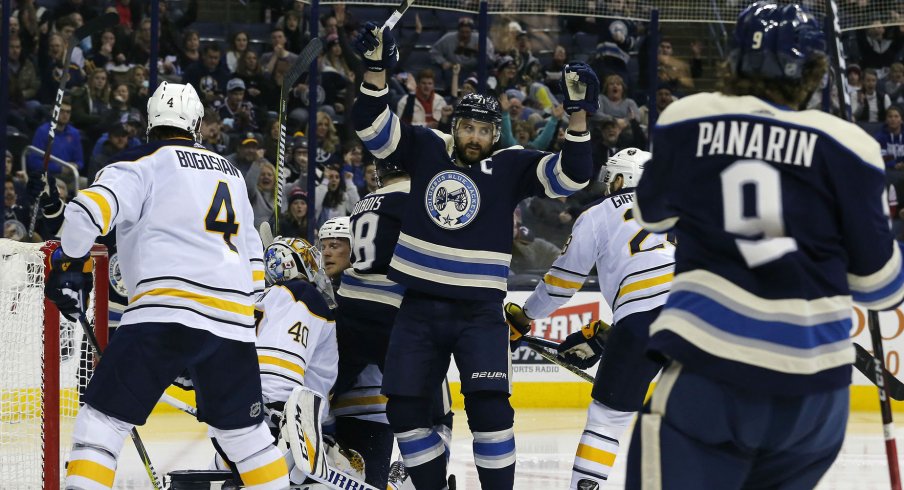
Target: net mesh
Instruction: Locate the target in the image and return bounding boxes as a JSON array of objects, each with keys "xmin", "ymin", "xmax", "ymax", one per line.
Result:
[{"xmin": 0, "ymin": 239, "xmax": 102, "ymax": 490}]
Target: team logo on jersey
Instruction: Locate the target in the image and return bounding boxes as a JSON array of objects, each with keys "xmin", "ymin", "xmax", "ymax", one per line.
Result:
[
  {"xmin": 425, "ymin": 170, "xmax": 480, "ymax": 230},
  {"xmin": 108, "ymin": 254, "xmax": 129, "ymax": 297}
]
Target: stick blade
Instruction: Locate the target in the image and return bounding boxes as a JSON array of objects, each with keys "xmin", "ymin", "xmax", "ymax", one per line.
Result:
[{"xmin": 75, "ymin": 12, "xmax": 119, "ymax": 40}]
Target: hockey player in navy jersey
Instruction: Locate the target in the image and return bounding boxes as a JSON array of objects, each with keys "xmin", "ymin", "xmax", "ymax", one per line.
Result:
[
  {"xmin": 352, "ymin": 22, "xmax": 595, "ymax": 489},
  {"xmin": 45, "ymin": 82, "xmax": 289, "ymax": 489},
  {"xmin": 625, "ymin": 3, "xmax": 904, "ymax": 489},
  {"xmin": 507, "ymin": 148, "xmax": 674, "ymax": 490}
]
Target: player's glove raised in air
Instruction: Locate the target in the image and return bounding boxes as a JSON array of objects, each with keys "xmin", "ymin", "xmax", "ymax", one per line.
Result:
[
  {"xmin": 560, "ymin": 62, "xmax": 600, "ymax": 114},
  {"xmin": 26, "ymin": 172, "xmax": 63, "ymax": 217},
  {"xmin": 557, "ymin": 320, "xmax": 610, "ymax": 369},
  {"xmin": 353, "ymin": 22, "xmax": 398, "ymax": 72},
  {"xmin": 504, "ymin": 302, "xmax": 532, "ymax": 351},
  {"xmin": 45, "ymin": 248, "xmax": 94, "ymax": 322}
]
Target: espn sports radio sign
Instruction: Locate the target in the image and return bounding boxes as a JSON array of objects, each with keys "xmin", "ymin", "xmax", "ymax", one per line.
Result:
[{"xmin": 445, "ymin": 292, "xmax": 901, "ymax": 385}]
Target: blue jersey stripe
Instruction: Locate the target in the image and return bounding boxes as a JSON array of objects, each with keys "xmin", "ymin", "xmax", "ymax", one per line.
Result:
[
  {"xmin": 542, "ymin": 154, "xmax": 571, "ymax": 196},
  {"xmin": 395, "ymin": 243, "xmax": 510, "ymax": 278},
  {"xmin": 852, "ymin": 266, "xmax": 904, "ymax": 305},
  {"xmin": 666, "ymin": 290, "xmax": 851, "ymax": 349},
  {"xmin": 340, "ymin": 273, "xmax": 406, "ymax": 295}
]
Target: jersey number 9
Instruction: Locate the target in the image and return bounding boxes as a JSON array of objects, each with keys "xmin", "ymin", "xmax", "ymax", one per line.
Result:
[{"xmin": 205, "ymin": 181, "xmax": 240, "ymax": 253}]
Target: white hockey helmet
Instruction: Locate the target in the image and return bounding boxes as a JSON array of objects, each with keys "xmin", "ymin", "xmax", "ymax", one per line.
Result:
[
  {"xmin": 602, "ymin": 148, "xmax": 651, "ymax": 191},
  {"xmin": 264, "ymin": 236, "xmax": 337, "ymax": 308},
  {"xmin": 319, "ymin": 216, "xmax": 351, "ymax": 241},
  {"xmin": 146, "ymin": 81, "xmax": 204, "ymax": 143}
]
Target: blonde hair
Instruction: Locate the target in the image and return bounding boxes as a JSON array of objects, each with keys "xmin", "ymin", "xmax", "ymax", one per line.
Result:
[{"xmin": 316, "ymin": 111, "xmax": 339, "ymax": 154}]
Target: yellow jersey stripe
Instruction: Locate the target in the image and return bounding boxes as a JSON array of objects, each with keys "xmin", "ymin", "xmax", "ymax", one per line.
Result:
[
  {"xmin": 576, "ymin": 443, "xmax": 617, "ymax": 467},
  {"xmin": 252, "ymin": 270, "xmax": 265, "ymax": 281},
  {"xmin": 240, "ymin": 456, "xmax": 289, "ymax": 486},
  {"xmin": 67, "ymin": 459, "xmax": 116, "ymax": 488},
  {"xmin": 617, "ymin": 273, "xmax": 673, "ymax": 300},
  {"xmin": 130, "ymin": 288, "xmax": 253, "ymax": 316},
  {"xmin": 332, "ymin": 394, "xmax": 388, "ymax": 409},
  {"xmin": 79, "ymin": 190, "xmax": 113, "ymax": 234},
  {"xmin": 258, "ymin": 355, "xmax": 305, "ymax": 377},
  {"xmin": 544, "ymin": 273, "xmax": 584, "ymax": 290}
]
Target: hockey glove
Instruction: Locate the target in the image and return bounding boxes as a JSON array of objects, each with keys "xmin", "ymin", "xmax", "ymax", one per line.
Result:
[
  {"xmin": 557, "ymin": 320, "xmax": 610, "ymax": 369},
  {"xmin": 45, "ymin": 248, "xmax": 94, "ymax": 322},
  {"xmin": 26, "ymin": 172, "xmax": 63, "ymax": 217},
  {"xmin": 560, "ymin": 62, "xmax": 600, "ymax": 115},
  {"xmin": 353, "ymin": 22, "xmax": 398, "ymax": 72},
  {"xmin": 504, "ymin": 302, "xmax": 532, "ymax": 351}
]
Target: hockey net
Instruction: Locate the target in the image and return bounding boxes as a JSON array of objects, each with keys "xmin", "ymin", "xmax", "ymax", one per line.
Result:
[{"xmin": 0, "ymin": 239, "xmax": 108, "ymax": 490}]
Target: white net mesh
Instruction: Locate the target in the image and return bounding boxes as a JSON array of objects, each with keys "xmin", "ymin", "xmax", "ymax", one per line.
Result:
[{"xmin": 0, "ymin": 239, "xmax": 103, "ymax": 490}]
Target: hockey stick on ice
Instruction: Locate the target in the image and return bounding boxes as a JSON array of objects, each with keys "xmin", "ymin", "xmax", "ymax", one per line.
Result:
[
  {"xmin": 854, "ymin": 342, "xmax": 904, "ymax": 401},
  {"xmin": 522, "ymin": 335, "xmax": 595, "ymax": 383},
  {"xmin": 27, "ymin": 12, "xmax": 118, "ymax": 239},
  {"xmin": 867, "ymin": 311, "xmax": 903, "ymax": 490},
  {"xmin": 274, "ymin": 38, "xmax": 323, "ymax": 235},
  {"xmin": 74, "ymin": 309, "xmax": 165, "ymax": 490}
]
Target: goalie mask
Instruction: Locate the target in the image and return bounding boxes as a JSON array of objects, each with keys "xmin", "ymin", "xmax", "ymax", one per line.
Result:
[
  {"xmin": 264, "ymin": 236, "xmax": 337, "ymax": 309},
  {"xmin": 146, "ymin": 81, "xmax": 204, "ymax": 143},
  {"xmin": 602, "ymin": 148, "xmax": 651, "ymax": 192}
]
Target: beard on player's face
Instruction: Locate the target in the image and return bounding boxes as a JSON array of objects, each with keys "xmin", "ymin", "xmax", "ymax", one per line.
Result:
[{"xmin": 454, "ymin": 135, "xmax": 494, "ymax": 166}]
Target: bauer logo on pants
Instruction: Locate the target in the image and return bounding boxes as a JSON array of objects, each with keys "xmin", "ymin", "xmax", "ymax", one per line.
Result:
[{"xmin": 425, "ymin": 170, "xmax": 480, "ymax": 230}]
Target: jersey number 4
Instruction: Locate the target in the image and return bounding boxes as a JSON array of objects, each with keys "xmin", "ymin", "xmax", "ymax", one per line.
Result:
[{"xmin": 205, "ymin": 181, "xmax": 239, "ymax": 253}]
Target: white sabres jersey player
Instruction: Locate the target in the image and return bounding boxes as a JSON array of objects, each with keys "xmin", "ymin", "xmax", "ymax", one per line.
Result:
[
  {"xmin": 60, "ymin": 84, "xmax": 264, "ymax": 342},
  {"xmin": 524, "ymin": 148, "xmax": 675, "ymax": 323},
  {"xmin": 257, "ymin": 237, "xmax": 339, "ymax": 420}
]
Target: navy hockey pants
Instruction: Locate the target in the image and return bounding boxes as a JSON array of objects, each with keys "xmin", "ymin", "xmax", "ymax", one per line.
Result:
[{"xmin": 592, "ymin": 307, "xmax": 663, "ymax": 412}]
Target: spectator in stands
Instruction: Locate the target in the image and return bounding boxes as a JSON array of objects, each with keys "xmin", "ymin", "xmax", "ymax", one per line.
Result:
[
  {"xmin": 87, "ymin": 122, "xmax": 131, "ymax": 181},
  {"xmin": 219, "ymin": 78, "xmax": 260, "ymax": 133},
  {"xmin": 430, "ymin": 17, "xmax": 495, "ymax": 86},
  {"xmin": 657, "ymin": 38, "xmax": 694, "ymax": 91},
  {"xmin": 358, "ymin": 161, "xmax": 378, "ymax": 198},
  {"xmin": 287, "ymin": 135, "xmax": 318, "ymax": 194},
  {"xmin": 511, "ymin": 208, "xmax": 561, "ymax": 274},
  {"xmin": 315, "ymin": 111, "xmax": 342, "ymax": 165},
  {"xmin": 856, "ymin": 20, "xmax": 904, "ymax": 72},
  {"xmin": 38, "ymin": 33, "xmax": 84, "ymax": 104},
  {"xmin": 201, "ymin": 109, "xmax": 231, "ymax": 155},
  {"xmin": 510, "ymin": 23, "xmax": 539, "ymax": 81},
  {"xmin": 15, "ymin": 0, "xmax": 44, "ymax": 58},
  {"xmin": 885, "ymin": 62, "xmax": 904, "ymax": 103},
  {"xmin": 638, "ymin": 84, "xmax": 676, "ymax": 135},
  {"xmin": 522, "ymin": 195, "xmax": 573, "ymax": 249},
  {"xmin": 157, "ymin": 0, "xmax": 198, "ymax": 59},
  {"xmin": 505, "ymin": 91, "xmax": 538, "ymax": 123},
  {"xmin": 262, "ymin": 28, "xmax": 299, "ymax": 74},
  {"xmin": 340, "ymin": 141, "xmax": 367, "ymax": 191},
  {"xmin": 177, "ymin": 29, "xmax": 201, "ymax": 74},
  {"xmin": 4, "ymin": 176, "xmax": 29, "ymax": 226},
  {"xmin": 249, "ymin": 161, "xmax": 277, "ymax": 227},
  {"xmin": 226, "ymin": 31, "xmax": 249, "ymax": 73},
  {"xmin": 235, "ymin": 50, "xmax": 268, "ymax": 110},
  {"xmin": 500, "ymin": 99, "xmax": 563, "ymax": 150},
  {"xmin": 491, "ymin": 55, "xmax": 519, "ymax": 95},
  {"xmin": 71, "ymin": 68, "xmax": 111, "ymax": 139},
  {"xmin": 596, "ymin": 74, "xmax": 640, "ymax": 136},
  {"xmin": 91, "ymin": 29, "xmax": 122, "ymax": 69},
  {"xmin": 8, "ymin": 34, "xmax": 40, "ymax": 130},
  {"xmin": 846, "ymin": 63, "xmax": 862, "ymax": 98},
  {"xmin": 26, "ymin": 98, "xmax": 83, "ymax": 174},
  {"xmin": 543, "ymin": 45, "xmax": 567, "ymax": 96},
  {"xmin": 396, "ymin": 68, "xmax": 447, "ymax": 128},
  {"xmin": 183, "ymin": 43, "xmax": 231, "ymax": 104},
  {"xmin": 54, "ymin": 0, "xmax": 98, "ymax": 24},
  {"xmin": 315, "ymin": 164, "xmax": 359, "ymax": 227},
  {"xmin": 226, "ymin": 132, "xmax": 265, "ymax": 195},
  {"xmin": 280, "ymin": 10, "xmax": 307, "ymax": 54},
  {"xmin": 128, "ymin": 18, "xmax": 153, "ymax": 66},
  {"xmin": 111, "ymin": 0, "xmax": 139, "ymax": 32},
  {"xmin": 590, "ymin": 8, "xmax": 639, "ymax": 85},
  {"xmin": 321, "ymin": 11, "xmax": 339, "ymax": 38},
  {"xmin": 876, "ymin": 105, "xmax": 904, "ymax": 170},
  {"xmin": 323, "ymin": 34, "xmax": 355, "ymax": 84},
  {"xmin": 101, "ymin": 83, "xmax": 136, "ymax": 128},
  {"xmin": 127, "ymin": 65, "xmax": 150, "ymax": 110},
  {"xmin": 271, "ymin": 187, "xmax": 309, "ymax": 239},
  {"xmin": 853, "ymin": 68, "xmax": 892, "ymax": 123}
]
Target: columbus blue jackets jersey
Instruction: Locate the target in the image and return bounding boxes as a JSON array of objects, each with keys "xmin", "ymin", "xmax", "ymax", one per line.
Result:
[
  {"xmin": 60, "ymin": 138, "xmax": 266, "ymax": 342},
  {"xmin": 353, "ymin": 84, "xmax": 593, "ymax": 301},
  {"xmin": 524, "ymin": 190, "xmax": 674, "ymax": 325},
  {"xmin": 635, "ymin": 92, "xmax": 904, "ymax": 395}
]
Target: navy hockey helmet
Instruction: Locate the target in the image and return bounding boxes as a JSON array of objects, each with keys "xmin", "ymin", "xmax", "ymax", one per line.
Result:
[
  {"xmin": 375, "ymin": 158, "xmax": 407, "ymax": 187},
  {"xmin": 452, "ymin": 93, "xmax": 503, "ymax": 144},
  {"xmin": 730, "ymin": 2, "xmax": 826, "ymax": 80}
]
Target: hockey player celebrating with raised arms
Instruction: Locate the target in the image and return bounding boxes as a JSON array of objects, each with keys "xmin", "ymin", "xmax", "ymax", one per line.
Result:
[
  {"xmin": 507, "ymin": 148, "xmax": 674, "ymax": 490},
  {"xmin": 352, "ymin": 22, "xmax": 595, "ymax": 489},
  {"xmin": 625, "ymin": 3, "xmax": 904, "ymax": 489},
  {"xmin": 44, "ymin": 82, "xmax": 290, "ymax": 490}
]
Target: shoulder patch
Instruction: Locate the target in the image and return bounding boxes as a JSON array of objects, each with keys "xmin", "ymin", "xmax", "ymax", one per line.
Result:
[{"xmin": 281, "ymin": 280, "xmax": 334, "ymax": 321}]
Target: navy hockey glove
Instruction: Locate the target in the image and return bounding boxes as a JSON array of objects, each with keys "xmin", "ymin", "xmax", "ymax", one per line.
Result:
[
  {"xmin": 45, "ymin": 248, "xmax": 93, "ymax": 322},
  {"xmin": 557, "ymin": 320, "xmax": 610, "ymax": 369},
  {"xmin": 504, "ymin": 302, "xmax": 532, "ymax": 351},
  {"xmin": 560, "ymin": 62, "xmax": 600, "ymax": 114},
  {"xmin": 353, "ymin": 22, "xmax": 398, "ymax": 72},
  {"xmin": 27, "ymin": 172, "xmax": 63, "ymax": 216}
]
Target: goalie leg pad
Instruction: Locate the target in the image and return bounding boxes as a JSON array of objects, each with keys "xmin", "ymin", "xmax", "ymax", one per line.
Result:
[
  {"xmin": 65, "ymin": 405, "xmax": 133, "ymax": 490},
  {"xmin": 281, "ymin": 386, "xmax": 330, "ymax": 483}
]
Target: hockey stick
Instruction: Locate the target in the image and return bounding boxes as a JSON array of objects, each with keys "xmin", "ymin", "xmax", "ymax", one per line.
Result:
[
  {"xmin": 274, "ymin": 38, "xmax": 323, "ymax": 235},
  {"xmin": 522, "ymin": 335, "xmax": 595, "ymax": 383},
  {"xmin": 383, "ymin": 0, "xmax": 415, "ymax": 30},
  {"xmin": 74, "ymin": 310, "xmax": 166, "ymax": 490},
  {"xmin": 825, "ymin": 0, "xmax": 851, "ymax": 120},
  {"xmin": 27, "ymin": 12, "xmax": 118, "ymax": 239},
  {"xmin": 867, "ymin": 310, "xmax": 903, "ymax": 490},
  {"xmin": 854, "ymin": 342, "xmax": 904, "ymax": 401}
]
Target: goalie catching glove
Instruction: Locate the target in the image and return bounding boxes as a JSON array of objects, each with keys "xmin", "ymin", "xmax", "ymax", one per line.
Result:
[
  {"xmin": 557, "ymin": 320, "xmax": 610, "ymax": 369},
  {"xmin": 353, "ymin": 21, "xmax": 398, "ymax": 72},
  {"xmin": 45, "ymin": 248, "xmax": 94, "ymax": 322},
  {"xmin": 560, "ymin": 62, "xmax": 600, "ymax": 114},
  {"xmin": 504, "ymin": 302, "xmax": 532, "ymax": 351}
]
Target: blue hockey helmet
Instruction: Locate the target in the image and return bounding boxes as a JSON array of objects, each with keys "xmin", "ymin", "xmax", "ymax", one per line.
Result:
[
  {"xmin": 452, "ymin": 93, "xmax": 503, "ymax": 144},
  {"xmin": 730, "ymin": 2, "xmax": 826, "ymax": 80}
]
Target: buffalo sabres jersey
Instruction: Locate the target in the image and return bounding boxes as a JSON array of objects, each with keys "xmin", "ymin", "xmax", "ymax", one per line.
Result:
[
  {"xmin": 635, "ymin": 92, "xmax": 904, "ymax": 395},
  {"xmin": 524, "ymin": 190, "xmax": 674, "ymax": 324},
  {"xmin": 256, "ymin": 280, "xmax": 338, "ymax": 419},
  {"xmin": 337, "ymin": 180, "xmax": 409, "ymax": 310},
  {"xmin": 353, "ymin": 84, "xmax": 593, "ymax": 301},
  {"xmin": 60, "ymin": 139, "xmax": 266, "ymax": 342}
]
